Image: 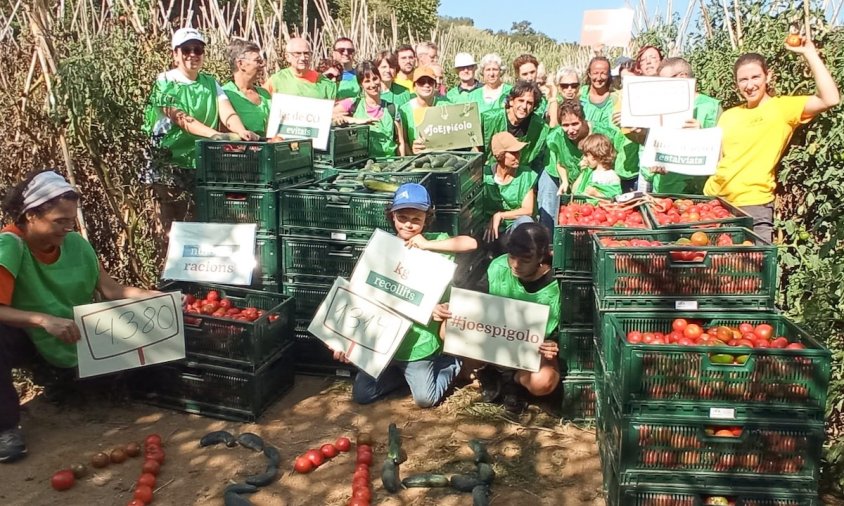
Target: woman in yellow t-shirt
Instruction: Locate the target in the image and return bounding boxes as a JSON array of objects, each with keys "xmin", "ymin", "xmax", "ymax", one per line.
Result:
[{"xmin": 704, "ymin": 38, "xmax": 839, "ymax": 241}]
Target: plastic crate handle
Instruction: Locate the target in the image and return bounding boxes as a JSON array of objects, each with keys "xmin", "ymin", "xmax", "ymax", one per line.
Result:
[
  {"xmin": 325, "ymin": 194, "xmax": 352, "ymax": 207},
  {"xmin": 184, "ymin": 316, "xmax": 205, "ymax": 330},
  {"xmin": 327, "ymin": 245, "xmax": 355, "ymax": 257}
]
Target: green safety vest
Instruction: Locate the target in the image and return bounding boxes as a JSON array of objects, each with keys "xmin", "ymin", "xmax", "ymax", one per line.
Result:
[
  {"xmin": 446, "ymin": 82, "xmax": 481, "ymax": 104},
  {"xmin": 267, "ymin": 68, "xmax": 337, "ymax": 100},
  {"xmin": 382, "ymin": 82, "xmax": 412, "ymax": 109},
  {"xmin": 397, "ymin": 96, "xmax": 450, "ymax": 145},
  {"xmin": 572, "ymin": 168, "xmax": 622, "ymax": 200},
  {"xmin": 544, "ymin": 127, "xmax": 582, "ymax": 182},
  {"xmin": 483, "ymin": 163, "xmax": 538, "ymax": 229},
  {"xmin": 486, "ymin": 254, "xmax": 560, "ymax": 337},
  {"xmin": 467, "ymin": 83, "xmax": 512, "ymax": 115},
  {"xmin": 143, "ymin": 72, "xmax": 220, "ymax": 169},
  {"xmin": 221, "ymin": 81, "xmax": 271, "ymax": 137},
  {"xmin": 481, "ymin": 107, "xmax": 548, "ymax": 170},
  {"xmin": 579, "ymin": 85, "xmax": 614, "ymax": 130},
  {"xmin": 337, "ymin": 72, "xmax": 361, "ymax": 100},
  {"xmin": 351, "ymin": 98, "xmax": 398, "ymax": 158}
]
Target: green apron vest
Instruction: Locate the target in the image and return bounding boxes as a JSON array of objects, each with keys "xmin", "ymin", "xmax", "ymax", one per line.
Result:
[
  {"xmin": 222, "ymin": 81, "xmax": 271, "ymax": 137},
  {"xmin": 486, "ymin": 254, "xmax": 560, "ymax": 337}
]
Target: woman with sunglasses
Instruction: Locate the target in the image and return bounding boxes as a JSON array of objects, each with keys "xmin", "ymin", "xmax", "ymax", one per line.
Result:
[
  {"xmin": 222, "ymin": 39, "xmax": 271, "ymax": 137},
  {"xmin": 143, "ymin": 28, "xmax": 258, "ymax": 231},
  {"xmin": 397, "ymin": 67, "xmax": 451, "ymax": 154}
]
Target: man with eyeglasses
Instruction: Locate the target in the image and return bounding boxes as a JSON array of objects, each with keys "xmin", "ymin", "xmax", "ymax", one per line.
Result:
[
  {"xmin": 446, "ymin": 53, "xmax": 481, "ymax": 104},
  {"xmin": 265, "ymin": 37, "xmax": 336, "ymax": 100},
  {"xmin": 333, "ymin": 37, "xmax": 361, "ymax": 100}
]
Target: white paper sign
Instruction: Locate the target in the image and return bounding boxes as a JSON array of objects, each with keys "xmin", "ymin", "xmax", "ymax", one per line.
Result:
[
  {"xmin": 580, "ymin": 9, "xmax": 635, "ymax": 47},
  {"xmin": 308, "ymin": 278, "xmax": 412, "ymax": 379},
  {"xmin": 266, "ymin": 93, "xmax": 334, "ymax": 150},
  {"xmin": 621, "ymin": 76, "xmax": 696, "ymax": 129},
  {"xmin": 74, "ymin": 292, "xmax": 185, "ymax": 378},
  {"xmin": 349, "ymin": 229, "xmax": 457, "ymax": 324},
  {"xmin": 442, "ymin": 288, "xmax": 548, "ymax": 372},
  {"xmin": 162, "ymin": 222, "xmax": 257, "ymax": 285},
  {"xmin": 641, "ymin": 127, "xmax": 723, "ymax": 176}
]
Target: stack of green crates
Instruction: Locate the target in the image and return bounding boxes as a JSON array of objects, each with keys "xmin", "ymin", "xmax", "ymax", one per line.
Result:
[
  {"xmin": 314, "ymin": 125, "xmax": 371, "ymax": 172},
  {"xmin": 553, "ymin": 195, "xmax": 650, "ymax": 422},
  {"xmin": 590, "ymin": 197, "xmax": 830, "ymax": 504},
  {"xmin": 193, "ymin": 138, "xmax": 316, "ymax": 290}
]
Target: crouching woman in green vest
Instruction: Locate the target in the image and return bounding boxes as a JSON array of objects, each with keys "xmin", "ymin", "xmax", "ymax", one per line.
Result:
[{"xmin": 0, "ymin": 170, "xmax": 160, "ymax": 463}]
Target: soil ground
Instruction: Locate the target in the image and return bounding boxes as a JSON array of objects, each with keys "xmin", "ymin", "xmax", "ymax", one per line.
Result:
[{"xmin": 2, "ymin": 373, "xmax": 605, "ymax": 506}]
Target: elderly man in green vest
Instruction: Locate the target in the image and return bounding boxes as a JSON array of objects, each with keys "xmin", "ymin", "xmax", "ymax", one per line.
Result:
[{"xmin": 265, "ymin": 37, "xmax": 336, "ymax": 99}]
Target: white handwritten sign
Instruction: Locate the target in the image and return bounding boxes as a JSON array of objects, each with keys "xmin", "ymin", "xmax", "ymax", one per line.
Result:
[
  {"xmin": 162, "ymin": 222, "xmax": 257, "ymax": 285},
  {"xmin": 621, "ymin": 76, "xmax": 696, "ymax": 129},
  {"xmin": 349, "ymin": 229, "xmax": 456, "ymax": 324},
  {"xmin": 266, "ymin": 93, "xmax": 334, "ymax": 150},
  {"xmin": 74, "ymin": 292, "xmax": 185, "ymax": 378},
  {"xmin": 308, "ymin": 277, "xmax": 412, "ymax": 379},
  {"xmin": 417, "ymin": 103, "xmax": 483, "ymax": 151},
  {"xmin": 580, "ymin": 9, "xmax": 635, "ymax": 48},
  {"xmin": 443, "ymin": 288, "xmax": 548, "ymax": 372},
  {"xmin": 641, "ymin": 127, "xmax": 723, "ymax": 176}
]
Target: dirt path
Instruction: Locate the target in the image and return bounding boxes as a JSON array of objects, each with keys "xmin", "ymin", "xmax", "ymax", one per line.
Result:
[{"xmin": 1, "ymin": 376, "xmax": 604, "ymax": 506}]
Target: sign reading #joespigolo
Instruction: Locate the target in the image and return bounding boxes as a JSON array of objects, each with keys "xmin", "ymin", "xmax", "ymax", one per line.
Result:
[
  {"xmin": 416, "ymin": 102, "xmax": 483, "ymax": 151},
  {"xmin": 442, "ymin": 288, "xmax": 548, "ymax": 372},
  {"xmin": 348, "ymin": 229, "xmax": 456, "ymax": 324}
]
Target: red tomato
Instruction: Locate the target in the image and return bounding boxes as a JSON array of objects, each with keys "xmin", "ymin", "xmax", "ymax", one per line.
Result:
[
  {"xmin": 626, "ymin": 331, "xmax": 642, "ymax": 344},
  {"xmin": 357, "ymin": 444, "xmax": 372, "ymax": 454},
  {"xmin": 320, "ymin": 444, "xmax": 339, "ymax": 459},
  {"xmin": 352, "ymin": 475, "xmax": 370, "ymax": 490},
  {"xmin": 206, "ymin": 290, "xmax": 220, "ymax": 302},
  {"xmin": 786, "ymin": 342, "xmax": 806, "ymax": 350},
  {"xmin": 134, "ymin": 484, "xmax": 154, "ymax": 504},
  {"xmin": 684, "ymin": 324, "xmax": 703, "ymax": 340},
  {"xmin": 641, "ymin": 333, "xmax": 655, "ymax": 344},
  {"xmin": 219, "ymin": 298, "xmax": 232, "ymax": 309},
  {"xmin": 305, "ymin": 449, "xmax": 325, "ymax": 467},
  {"xmin": 754, "ymin": 324, "xmax": 774, "ymax": 340},
  {"xmin": 672, "ymin": 319, "xmax": 688, "ymax": 332},
  {"xmin": 739, "ymin": 323, "xmax": 755, "ymax": 334},
  {"xmin": 355, "ymin": 451, "xmax": 373, "ymax": 466},
  {"xmin": 355, "ymin": 463, "xmax": 370, "ymax": 474},
  {"xmin": 183, "ymin": 294, "xmax": 196, "ymax": 305},
  {"xmin": 353, "ymin": 468, "xmax": 370, "ymax": 482},
  {"xmin": 294, "ymin": 456, "xmax": 314, "ymax": 474},
  {"xmin": 141, "ymin": 459, "xmax": 161, "ymax": 476},
  {"xmin": 352, "ymin": 486, "xmax": 372, "ymax": 501},
  {"xmin": 137, "ymin": 473, "xmax": 156, "ymax": 488},
  {"xmin": 348, "ymin": 499, "xmax": 369, "ymax": 506},
  {"xmin": 144, "ymin": 434, "xmax": 163, "ymax": 446},
  {"xmin": 335, "ymin": 437, "xmax": 352, "ymax": 452},
  {"xmin": 145, "ymin": 449, "xmax": 165, "ymax": 464},
  {"xmin": 770, "ymin": 337, "xmax": 789, "ymax": 349},
  {"xmin": 51, "ymin": 469, "xmax": 75, "ymax": 491}
]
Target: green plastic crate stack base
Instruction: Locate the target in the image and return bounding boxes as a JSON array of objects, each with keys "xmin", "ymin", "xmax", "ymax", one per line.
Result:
[
  {"xmin": 281, "ymin": 235, "xmax": 368, "ymax": 279},
  {"xmin": 561, "ymin": 374, "xmax": 597, "ymax": 423},
  {"xmin": 643, "ymin": 193, "xmax": 754, "ymax": 230},
  {"xmin": 281, "ymin": 274, "xmax": 333, "ymax": 324},
  {"xmin": 558, "ymin": 276, "xmax": 596, "ymax": 327},
  {"xmin": 591, "ymin": 227, "xmax": 777, "ymax": 312},
  {"xmin": 129, "ymin": 341, "xmax": 295, "ymax": 423},
  {"xmin": 195, "ymin": 186, "xmax": 279, "ymax": 234},
  {"xmin": 195, "ymin": 138, "xmax": 315, "ymax": 188},
  {"xmin": 293, "ymin": 325, "xmax": 357, "ymax": 378},
  {"xmin": 559, "ymin": 325, "xmax": 597, "ymax": 375},
  {"xmin": 314, "ymin": 125, "xmax": 371, "ymax": 170}
]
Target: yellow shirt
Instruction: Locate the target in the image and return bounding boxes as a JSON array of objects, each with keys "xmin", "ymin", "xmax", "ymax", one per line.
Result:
[
  {"xmin": 394, "ymin": 72, "xmax": 414, "ymax": 92},
  {"xmin": 704, "ymin": 96, "xmax": 809, "ymax": 206}
]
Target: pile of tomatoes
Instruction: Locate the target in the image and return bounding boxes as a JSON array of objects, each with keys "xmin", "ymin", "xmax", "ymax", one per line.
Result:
[
  {"xmin": 558, "ymin": 202, "xmax": 647, "ymax": 228},
  {"xmin": 293, "ymin": 436, "xmax": 353, "ymax": 474},
  {"xmin": 182, "ymin": 290, "xmax": 279, "ymax": 322},
  {"xmin": 650, "ymin": 198, "xmax": 735, "ymax": 225},
  {"xmin": 626, "ymin": 319, "xmax": 805, "ymax": 351}
]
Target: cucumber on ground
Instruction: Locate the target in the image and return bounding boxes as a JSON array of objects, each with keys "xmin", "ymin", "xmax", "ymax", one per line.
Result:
[
  {"xmin": 387, "ymin": 423, "xmax": 403, "ymax": 464},
  {"xmin": 224, "ymin": 483, "xmax": 258, "ymax": 495},
  {"xmin": 401, "ymin": 473, "xmax": 450, "ymax": 488},
  {"xmin": 472, "ymin": 484, "xmax": 491, "ymax": 506},
  {"xmin": 245, "ymin": 464, "xmax": 278, "ymax": 487},
  {"xmin": 199, "ymin": 430, "xmax": 237, "ymax": 447},
  {"xmin": 477, "ymin": 462, "xmax": 495, "ymax": 484},
  {"xmin": 381, "ymin": 459, "xmax": 402, "ymax": 493},
  {"xmin": 263, "ymin": 445, "xmax": 281, "ymax": 467},
  {"xmin": 450, "ymin": 473, "xmax": 485, "ymax": 492},
  {"xmin": 468, "ymin": 439, "xmax": 491, "ymax": 464}
]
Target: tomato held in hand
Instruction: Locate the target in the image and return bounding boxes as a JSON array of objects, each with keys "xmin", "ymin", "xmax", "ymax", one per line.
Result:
[
  {"xmin": 51, "ymin": 469, "xmax": 75, "ymax": 491},
  {"xmin": 786, "ymin": 34, "xmax": 802, "ymax": 47}
]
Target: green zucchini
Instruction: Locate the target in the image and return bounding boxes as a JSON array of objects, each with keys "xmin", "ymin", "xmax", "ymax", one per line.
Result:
[
  {"xmin": 442, "ymin": 156, "xmax": 459, "ymax": 169},
  {"xmin": 472, "ymin": 484, "xmax": 491, "ymax": 506},
  {"xmin": 468, "ymin": 439, "xmax": 491, "ymax": 464},
  {"xmin": 387, "ymin": 423, "xmax": 403, "ymax": 464},
  {"xmin": 381, "ymin": 459, "xmax": 402, "ymax": 493},
  {"xmin": 450, "ymin": 473, "xmax": 485, "ymax": 492},
  {"xmin": 363, "ymin": 178, "xmax": 399, "ymax": 193},
  {"xmin": 401, "ymin": 473, "xmax": 449, "ymax": 488},
  {"xmin": 413, "ymin": 156, "xmax": 430, "ymax": 168},
  {"xmin": 477, "ymin": 462, "xmax": 495, "ymax": 484}
]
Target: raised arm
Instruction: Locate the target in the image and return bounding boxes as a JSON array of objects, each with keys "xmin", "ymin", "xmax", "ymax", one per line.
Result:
[{"xmin": 788, "ymin": 38, "xmax": 840, "ymax": 119}]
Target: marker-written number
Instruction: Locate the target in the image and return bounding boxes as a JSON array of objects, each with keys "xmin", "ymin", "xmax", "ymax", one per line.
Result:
[{"xmin": 93, "ymin": 304, "xmax": 176, "ymax": 344}]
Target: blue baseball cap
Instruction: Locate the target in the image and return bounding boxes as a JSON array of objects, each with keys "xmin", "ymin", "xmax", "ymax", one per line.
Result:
[{"xmin": 391, "ymin": 183, "xmax": 431, "ymax": 212}]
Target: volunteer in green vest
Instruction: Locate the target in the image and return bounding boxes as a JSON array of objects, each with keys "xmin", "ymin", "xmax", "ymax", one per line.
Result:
[
  {"xmin": 467, "ymin": 53, "xmax": 512, "ymax": 115},
  {"xmin": 394, "ymin": 44, "xmax": 417, "ymax": 91},
  {"xmin": 473, "ymin": 223, "xmax": 561, "ymax": 412},
  {"xmin": 513, "ymin": 54, "xmax": 549, "ymax": 117},
  {"xmin": 143, "ymin": 27, "xmax": 258, "ymax": 234},
  {"xmin": 547, "ymin": 67, "xmax": 580, "ymax": 128},
  {"xmin": 222, "ymin": 39, "xmax": 271, "ymax": 136},
  {"xmin": 415, "ymin": 41, "xmax": 439, "ymax": 67},
  {"xmin": 265, "ymin": 37, "xmax": 336, "ymax": 99},
  {"xmin": 644, "ymin": 57, "xmax": 722, "ymax": 194},
  {"xmin": 580, "ymin": 57, "xmax": 615, "ymax": 130},
  {"xmin": 446, "ymin": 53, "xmax": 481, "ymax": 103},
  {"xmin": 480, "ymin": 80, "xmax": 549, "ymax": 172},
  {"xmin": 333, "ymin": 37, "xmax": 360, "ymax": 100},
  {"xmin": 333, "ymin": 61, "xmax": 405, "ymax": 157},
  {"xmin": 483, "ymin": 132, "xmax": 537, "ymax": 247},
  {"xmin": 397, "ymin": 67, "xmax": 450, "ymax": 154},
  {"xmin": 0, "ymin": 170, "xmax": 160, "ymax": 463},
  {"xmin": 375, "ymin": 51, "xmax": 412, "ymax": 108}
]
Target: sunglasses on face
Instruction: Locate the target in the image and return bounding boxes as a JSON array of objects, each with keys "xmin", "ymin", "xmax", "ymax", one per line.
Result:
[
  {"xmin": 335, "ymin": 47, "xmax": 355, "ymax": 55},
  {"xmin": 180, "ymin": 45, "xmax": 205, "ymax": 56},
  {"xmin": 416, "ymin": 78, "xmax": 436, "ymax": 87},
  {"xmin": 558, "ymin": 82, "xmax": 579, "ymax": 89}
]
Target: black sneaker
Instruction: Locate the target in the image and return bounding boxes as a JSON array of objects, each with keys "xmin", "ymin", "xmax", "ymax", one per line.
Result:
[
  {"xmin": 476, "ymin": 366, "xmax": 503, "ymax": 403},
  {"xmin": 0, "ymin": 428, "xmax": 27, "ymax": 463},
  {"xmin": 501, "ymin": 372, "xmax": 526, "ymax": 413}
]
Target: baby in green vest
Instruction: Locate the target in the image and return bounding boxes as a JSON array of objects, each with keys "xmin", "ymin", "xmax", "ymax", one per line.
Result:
[{"xmin": 571, "ymin": 133, "xmax": 622, "ymax": 200}]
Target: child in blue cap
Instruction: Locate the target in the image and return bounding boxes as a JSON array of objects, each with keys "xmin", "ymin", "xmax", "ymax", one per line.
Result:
[{"xmin": 331, "ymin": 183, "xmax": 477, "ymax": 407}]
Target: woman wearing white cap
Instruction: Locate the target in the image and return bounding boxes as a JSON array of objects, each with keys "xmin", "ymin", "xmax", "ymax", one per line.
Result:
[
  {"xmin": 446, "ymin": 53, "xmax": 481, "ymax": 104},
  {"xmin": 0, "ymin": 170, "xmax": 159, "ymax": 463}
]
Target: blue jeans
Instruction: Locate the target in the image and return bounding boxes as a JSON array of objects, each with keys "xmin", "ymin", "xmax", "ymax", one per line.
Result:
[
  {"xmin": 537, "ymin": 170, "xmax": 560, "ymax": 234},
  {"xmin": 352, "ymin": 354, "xmax": 461, "ymax": 408}
]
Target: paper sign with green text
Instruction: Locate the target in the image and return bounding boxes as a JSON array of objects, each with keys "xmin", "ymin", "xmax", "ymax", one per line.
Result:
[
  {"xmin": 641, "ymin": 127, "xmax": 723, "ymax": 176},
  {"xmin": 266, "ymin": 93, "xmax": 334, "ymax": 150},
  {"xmin": 417, "ymin": 102, "xmax": 483, "ymax": 151},
  {"xmin": 349, "ymin": 229, "xmax": 456, "ymax": 324},
  {"xmin": 162, "ymin": 222, "xmax": 257, "ymax": 285},
  {"xmin": 443, "ymin": 288, "xmax": 547, "ymax": 372}
]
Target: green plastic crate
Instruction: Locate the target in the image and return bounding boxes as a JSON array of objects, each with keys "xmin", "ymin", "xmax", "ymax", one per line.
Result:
[
  {"xmin": 559, "ymin": 277, "xmax": 595, "ymax": 326},
  {"xmin": 293, "ymin": 328, "xmax": 356, "ymax": 378},
  {"xmin": 559, "ymin": 326, "xmax": 597, "ymax": 375},
  {"xmin": 314, "ymin": 125, "xmax": 371, "ymax": 168},
  {"xmin": 402, "ymin": 151, "xmax": 484, "ymax": 207},
  {"xmin": 195, "ymin": 139, "xmax": 314, "ymax": 187},
  {"xmin": 129, "ymin": 341, "xmax": 294, "ymax": 422},
  {"xmin": 601, "ymin": 394, "xmax": 823, "ymax": 482},
  {"xmin": 597, "ymin": 312, "xmax": 830, "ymax": 414},
  {"xmin": 254, "ymin": 234, "xmax": 280, "ymax": 280},
  {"xmin": 561, "ymin": 375, "xmax": 597, "ymax": 423},
  {"xmin": 434, "ymin": 194, "xmax": 486, "ymax": 237},
  {"xmin": 160, "ymin": 281, "xmax": 294, "ymax": 370},
  {"xmin": 195, "ymin": 186, "xmax": 278, "ymax": 234},
  {"xmin": 281, "ymin": 275, "xmax": 333, "ymax": 321},
  {"xmin": 592, "ymin": 227, "xmax": 777, "ymax": 311},
  {"xmin": 644, "ymin": 193, "xmax": 754, "ymax": 229},
  {"xmin": 281, "ymin": 235, "xmax": 367, "ymax": 278},
  {"xmin": 553, "ymin": 196, "xmax": 649, "ymax": 277}
]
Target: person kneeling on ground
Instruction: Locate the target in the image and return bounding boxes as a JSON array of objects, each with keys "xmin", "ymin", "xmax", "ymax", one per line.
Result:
[
  {"xmin": 329, "ymin": 183, "xmax": 477, "ymax": 408},
  {"xmin": 0, "ymin": 170, "xmax": 161, "ymax": 463}
]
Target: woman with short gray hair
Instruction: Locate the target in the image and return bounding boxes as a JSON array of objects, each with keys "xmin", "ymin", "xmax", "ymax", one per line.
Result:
[
  {"xmin": 467, "ymin": 53, "xmax": 512, "ymax": 114},
  {"xmin": 222, "ymin": 39, "xmax": 271, "ymax": 136}
]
